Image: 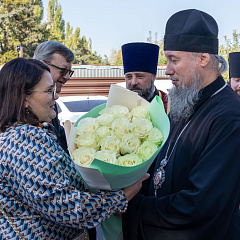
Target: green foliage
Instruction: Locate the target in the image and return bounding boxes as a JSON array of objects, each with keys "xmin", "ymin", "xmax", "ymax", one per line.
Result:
[
  {"xmin": 47, "ymin": 0, "xmax": 65, "ymax": 41},
  {"xmin": 0, "ymin": 0, "xmax": 106, "ymax": 65},
  {"xmin": 79, "ymin": 51, "xmax": 103, "ymax": 65},
  {"xmin": 33, "ymin": 0, "xmax": 44, "ymax": 24},
  {"xmin": 0, "ymin": 0, "xmax": 49, "ymax": 62},
  {"xmin": 109, "ymin": 49, "xmax": 122, "ymax": 65},
  {"xmin": 219, "ymin": 30, "xmax": 240, "ymax": 81},
  {"xmin": 66, "ymin": 27, "xmax": 103, "ymax": 65},
  {"xmin": 45, "ymin": 0, "xmax": 103, "ymax": 64},
  {"xmin": 147, "ymin": 31, "xmax": 167, "ymax": 65},
  {"xmin": 0, "ymin": 50, "xmax": 18, "ymax": 64},
  {"xmin": 102, "ymin": 55, "xmax": 110, "ymax": 65}
]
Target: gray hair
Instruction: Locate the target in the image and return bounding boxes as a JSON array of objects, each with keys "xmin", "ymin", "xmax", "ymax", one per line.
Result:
[
  {"xmin": 210, "ymin": 54, "xmax": 228, "ymax": 75},
  {"xmin": 33, "ymin": 40, "xmax": 74, "ymax": 63},
  {"xmin": 190, "ymin": 52, "xmax": 227, "ymax": 75}
]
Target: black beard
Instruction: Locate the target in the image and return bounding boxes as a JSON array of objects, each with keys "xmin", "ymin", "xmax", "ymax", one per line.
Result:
[
  {"xmin": 139, "ymin": 79, "xmax": 155, "ymax": 101},
  {"xmin": 168, "ymin": 76, "xmax": 202, "ymax": 123}
]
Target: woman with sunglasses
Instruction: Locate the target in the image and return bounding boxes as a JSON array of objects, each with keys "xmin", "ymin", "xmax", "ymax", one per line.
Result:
[{"xmin": 0, "ymin": 58, "xmax": 149, "ymax": 240}]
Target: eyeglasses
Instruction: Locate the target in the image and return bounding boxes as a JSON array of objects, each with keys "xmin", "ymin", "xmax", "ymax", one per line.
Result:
[
  {"xmin": 43, "ymin": 60, "xmax": 74, "ymax": 77},
  {"xmin": 29, "ymin": 84, "xmax": 57, "ymax": 99}
]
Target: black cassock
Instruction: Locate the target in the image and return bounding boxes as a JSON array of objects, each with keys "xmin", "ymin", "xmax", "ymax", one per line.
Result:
[{"xmin": 123, "ymin": 76, "xmax": 240, "ymax": 240}]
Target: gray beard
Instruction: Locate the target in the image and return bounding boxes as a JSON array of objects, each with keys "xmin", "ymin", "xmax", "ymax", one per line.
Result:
[{"xmin": 168, "ymin": 76, "xmax": 202, "ymax": 123}]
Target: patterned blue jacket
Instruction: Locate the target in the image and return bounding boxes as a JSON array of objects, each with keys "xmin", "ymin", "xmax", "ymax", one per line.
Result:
[{"xmin": 0, "ymin": 124, "xmax": 126, "ymax": 239}]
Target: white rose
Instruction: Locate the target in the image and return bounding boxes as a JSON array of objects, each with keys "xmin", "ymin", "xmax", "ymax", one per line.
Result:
[
  {"xmin": 96, "ymin": 113, "xmax": 115, "ymax": 126},
  {"xmin": 116, "ymin": 153, "xmax": 142, "ymax": 166},
  {"xmin": 131, "ymin": 106, "xmax": 150, "ymax": 120},
  {"xmin": 99, "ymin": 107, "xmax": 112, "ymax": 115},
  {"xmin": 72, "ymin": 147, "xmax": 96, "ymax": 167},
  {"xmin": 137, "ymin": 140, "xmax": 158, "ymax": 161},
  {"xmin": 75, "ymin": 133, "xmax": 99, "ymax": 150},
  {"xmin": 95, "ymin": 150, "xmax": 116, "ymax": 164},
  {"xmin": 95, "ymin": 126, "xmax": 111, "ymax": 141},
  {"xmin": 147, "ymin": 127, "xmax": 164, "ymax": 147},
  {"xmin": 129, "ymin": 118, "xmax": 153, "ymax": 138},
  {"xmin": 111, "ymin": 105, "xmax": 130, "ymax": 118},
  {"xmin": 111, "ymin": 117, "xmax": 130, "ymax": 138},
  {"xmin": 99, "ymin": 136, "xmax": 121, "ymax": 154},
  {"xmin": 75, "ymin": 117, "xmax": 99, "ymax": 135},
  {"xmin": 131, "ymin": 116, "xmax": 144, "ymax": 123},
  {"xmin": 120, "ymin": 133, "xmax": 141, "ymax": 155}
]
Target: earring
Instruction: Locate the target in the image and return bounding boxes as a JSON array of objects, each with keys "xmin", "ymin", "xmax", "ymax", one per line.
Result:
[{"xmin": 25, "ymin": 105, "xmax": 29, "ymax": 114}]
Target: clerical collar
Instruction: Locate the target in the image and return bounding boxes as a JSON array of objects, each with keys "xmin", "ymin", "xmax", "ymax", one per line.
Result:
[{"xmin": 193, "ymin": 76, "xmax": 226, "ymax": 113}]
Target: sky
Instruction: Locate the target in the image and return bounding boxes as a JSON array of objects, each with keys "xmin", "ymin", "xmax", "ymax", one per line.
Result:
[{"xmin": 42, "ymin": 0, "xmax": 240, "ymax": 58}]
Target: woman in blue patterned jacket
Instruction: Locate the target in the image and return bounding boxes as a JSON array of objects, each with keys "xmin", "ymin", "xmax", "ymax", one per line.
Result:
[{"xmin": 0, "ymin": 58, "xmax": 149, "ymax": 240}]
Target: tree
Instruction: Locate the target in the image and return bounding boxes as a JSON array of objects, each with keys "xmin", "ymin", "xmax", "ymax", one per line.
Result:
[
  {"xmin": 219, "ymin": 30, "xmax": 240, "ymax": 80},
  {"xmin": 71, "ymin": 28, "xmax": 90, "ymax": 64},
  {"xmin": 0, "ymin": 0, "xmax": 104, "ymax": 65},
  {"xmin": 219, "ymin": 30, "xmax": 240, "ymax": 59},
  {"xmin": 147, "ymin": 31, "xmax": 167, "ymax": 65},
  {"xmin": 47, "ymin": 0, "xmax": 65, "ymax": 41},
  {"xmin": 102, "ymin": 55, "xmax": 110, "ymax": 65},
  {"xmin": 157, "ymin": 38, "xmax": 167, "ymax": 65},
  {"xmin": 64, "ymin": 22, "xmax": 74, "ymax": 49},
  {"xmin": 0, "ymin": 0, "xmax": 49, "ymax": 62},
  {"xmin": 109, "ymin": 49, "xmax": 122, "ymax": 65},
  {"xmin": 64, "ymin": 26, "xmax": 103, "ymax": 65}
]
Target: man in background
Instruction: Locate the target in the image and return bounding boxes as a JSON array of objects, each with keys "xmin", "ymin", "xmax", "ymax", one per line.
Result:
[
  {"xmin": 121, "ymin": 42, "xmax": 169, "ymax": 113},
  {"xmin": 228, "ymin": 52, "xmax": 240, "ymax": 97},
  {"xmin": 33, "ymin": 40, "xmax": 74, "ymax": 153}
]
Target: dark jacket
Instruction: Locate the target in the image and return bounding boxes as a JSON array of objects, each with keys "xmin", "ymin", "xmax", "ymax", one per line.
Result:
[
  {"xmin": 51, "ymin": 105, "xmax": 69, "ymax": 155},
  {"xmin": 122, "ymin": 76, "xmax": 240, "ymax": 240}
]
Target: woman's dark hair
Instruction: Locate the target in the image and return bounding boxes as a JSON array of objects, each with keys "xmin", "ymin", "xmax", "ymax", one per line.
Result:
[{"xmin": 0, "ymin": 58, "xmax": 50, "ymax": 132}]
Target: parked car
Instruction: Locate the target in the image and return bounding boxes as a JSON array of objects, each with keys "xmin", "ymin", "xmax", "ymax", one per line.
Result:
[{"xmin": 56, "ymin": 95, "xmax": 108, "ymax": 125}]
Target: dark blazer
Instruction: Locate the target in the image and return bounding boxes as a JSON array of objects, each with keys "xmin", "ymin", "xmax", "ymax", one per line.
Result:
[{"xmin": 51, "ymin": 104, "xmax": 69, "ymax": 155}]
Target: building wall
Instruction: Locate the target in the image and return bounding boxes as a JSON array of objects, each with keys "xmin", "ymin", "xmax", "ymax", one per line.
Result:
[
  {"xmin": 71, "ymin": 65, "xmax": 167, "ymax": 78},
  {"xmin": 60, "ymin": 65, "xmax": 169, "ymax": 97}
]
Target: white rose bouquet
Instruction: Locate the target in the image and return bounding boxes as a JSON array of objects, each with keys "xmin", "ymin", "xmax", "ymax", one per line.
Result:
[
  {"xmin": 65, "ymin": 85, "xmax": 170, "ymax": 240},
  {"xmin": 72, "ymin": 105, "xmax": 163, "ymax": 168},
  {"xmin": 66, "ymin": 85, "xmax": 170, "ymax": 191}
]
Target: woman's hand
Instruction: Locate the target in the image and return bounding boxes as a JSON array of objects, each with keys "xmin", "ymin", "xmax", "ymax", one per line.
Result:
[{"xmin": 123, "ymin": 173, "xmax": 150, "ymax": 202}]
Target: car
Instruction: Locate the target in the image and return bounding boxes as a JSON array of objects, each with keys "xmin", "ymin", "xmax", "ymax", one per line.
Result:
[{"xmin": 56, "ymin": 95, "xmax": 108, "ymax": 125}]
